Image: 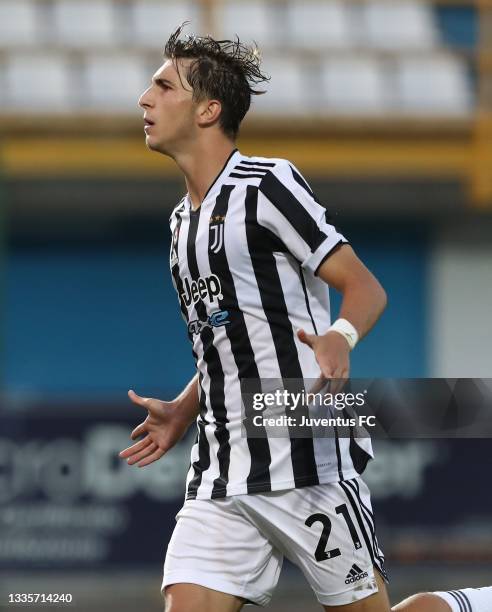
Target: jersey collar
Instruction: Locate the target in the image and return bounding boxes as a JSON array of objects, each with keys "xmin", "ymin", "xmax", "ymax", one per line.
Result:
[{"xmin": 186, "ymin": 148, "xmax": 240, "ymax": 212}]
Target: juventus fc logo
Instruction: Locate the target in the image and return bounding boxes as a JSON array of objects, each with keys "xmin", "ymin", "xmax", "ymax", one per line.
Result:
[{"xmin": 209, "ymin": 215, "xmax": 225, "ymax": 254}]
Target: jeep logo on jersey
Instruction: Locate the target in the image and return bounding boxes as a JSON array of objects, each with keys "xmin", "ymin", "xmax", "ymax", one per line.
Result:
[{"xmin": 180, "ymin": 274, "xmax": 223, "ymax": 307}]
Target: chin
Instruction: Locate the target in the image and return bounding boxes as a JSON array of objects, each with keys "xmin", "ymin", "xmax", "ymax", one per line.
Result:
[
  {"xmin": 146, "ymin": 137, "xmax": 170, "ymax": 156},
  {"xmin": 145, "ymin": 137, "xmax": 158, "ymax": 151}
]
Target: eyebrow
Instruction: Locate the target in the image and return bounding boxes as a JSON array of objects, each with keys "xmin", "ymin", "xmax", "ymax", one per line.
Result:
[{"xmin": 152, "ymin": 77, "xmax": 174, "ymax": 88}]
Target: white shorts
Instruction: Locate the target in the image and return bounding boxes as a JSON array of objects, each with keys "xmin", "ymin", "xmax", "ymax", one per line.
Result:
[{"xmin": 162, "ymin": 477, "xmax": 387, "ymax": 607}]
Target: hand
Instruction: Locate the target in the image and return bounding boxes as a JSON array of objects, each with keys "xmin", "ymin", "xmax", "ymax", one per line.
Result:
[
  {"xmin": 119, "ymin": 390, "xmax": 191, "ymax": 468},
  {"xmin": 297, "ymin": 329, "xmax": 350, "ymax": 394}
]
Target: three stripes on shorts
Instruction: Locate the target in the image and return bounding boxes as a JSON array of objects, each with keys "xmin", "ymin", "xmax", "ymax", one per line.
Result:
[{"xmin": 447, "ymin": 590, "xmax": 473, "ymax": 612}]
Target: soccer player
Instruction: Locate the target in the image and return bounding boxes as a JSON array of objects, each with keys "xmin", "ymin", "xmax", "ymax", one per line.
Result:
[{"xmin": 120, "ymin": 25, "xmax": 492, "ymax": 612}]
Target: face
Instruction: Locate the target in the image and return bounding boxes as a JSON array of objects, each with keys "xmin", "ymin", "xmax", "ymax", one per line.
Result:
[{"xmin": 138, "ymin": 58, "xmax": 197, "ymax": 155}]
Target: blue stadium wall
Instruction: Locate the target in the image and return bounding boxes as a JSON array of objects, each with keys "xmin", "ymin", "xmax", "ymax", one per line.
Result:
[{"xmin": 6, "ymin": 222, "xmax": 429, "ymax": 397}]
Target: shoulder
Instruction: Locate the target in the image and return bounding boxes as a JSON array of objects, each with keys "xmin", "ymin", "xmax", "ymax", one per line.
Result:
[
  {"xmin": 236, "ymin": 153, "xmax": 294, "ymax": 174},
  {"xmin": 240, "ymin": 155, "xmax": 323, "ymax": 210},
  {"xmin": 233, "ymin": 154, "xmax": 301, "ymax": 188}
]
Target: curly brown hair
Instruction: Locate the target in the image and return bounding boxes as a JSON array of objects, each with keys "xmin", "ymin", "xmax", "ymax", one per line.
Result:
[{"xmin": 164, "ymin": 23, "xmax": 270, "ymax": 139}]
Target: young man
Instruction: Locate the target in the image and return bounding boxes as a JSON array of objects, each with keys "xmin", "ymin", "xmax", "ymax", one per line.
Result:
[{"xmin": 120, "ymin": 25, "xmax": 492, "ymax": 612}]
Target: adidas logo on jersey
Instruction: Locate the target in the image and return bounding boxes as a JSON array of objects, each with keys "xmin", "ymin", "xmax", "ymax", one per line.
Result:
[{"xmin": 345, "ymin": 564, "xmax": 369, "ymax": 585}]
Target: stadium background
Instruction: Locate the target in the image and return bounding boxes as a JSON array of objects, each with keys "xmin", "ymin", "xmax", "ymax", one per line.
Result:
[{"xmin": 1, "ymin": 0, "xmax": 491, "ymax": 610}]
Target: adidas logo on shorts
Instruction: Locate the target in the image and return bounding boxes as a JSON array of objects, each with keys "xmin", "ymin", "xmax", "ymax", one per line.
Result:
[{"xmin": 345, "ymin": 563, "xmax": 369, "ymax": 585}]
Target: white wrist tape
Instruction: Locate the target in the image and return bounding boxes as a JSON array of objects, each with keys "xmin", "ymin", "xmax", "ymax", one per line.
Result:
[{"xmin": 327, "ymin": 318, "xmax": 359, "ymax": 350}]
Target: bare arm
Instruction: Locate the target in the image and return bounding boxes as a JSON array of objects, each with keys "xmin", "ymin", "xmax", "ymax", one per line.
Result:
[
  {"xmin": 318, "ymin": 244, "xmax": 387, "ymax": 340},
  {"xmin": 298, "ymin": 244, "xmax": 387, "ymax": 379},
  {"xmin": 168, "ymin": 373, "xmax": 201, "ymax": 424},
  {"xmin": 119, "ymin": 373, "xmax": 201, "ymax": 468}
]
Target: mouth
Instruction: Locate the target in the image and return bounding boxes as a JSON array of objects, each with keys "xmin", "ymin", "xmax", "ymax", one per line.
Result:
[{"xmin": 143, "ymin": 118, "xmax": 154, "ymax": 134}]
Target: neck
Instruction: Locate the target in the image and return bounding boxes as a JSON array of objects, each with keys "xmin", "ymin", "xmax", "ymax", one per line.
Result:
[{"xmin": 173, "ymin": 137, "xmax": 236, "ymax": 211}]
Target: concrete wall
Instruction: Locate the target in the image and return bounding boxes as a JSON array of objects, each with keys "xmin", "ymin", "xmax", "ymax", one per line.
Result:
[{"xmin": 430, "ymin": 220, "xmax": 492, "ymax": 377}]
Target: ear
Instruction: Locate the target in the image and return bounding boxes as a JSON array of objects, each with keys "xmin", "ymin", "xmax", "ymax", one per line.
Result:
[{"xmin": 196, "ymin": 99, "xmax": 222, "ymax": 128}]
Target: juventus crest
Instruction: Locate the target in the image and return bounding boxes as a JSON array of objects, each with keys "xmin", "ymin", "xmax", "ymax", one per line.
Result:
[{"xmin": 209, "ymin": 214, "xmax": 226, "ymax": 254}]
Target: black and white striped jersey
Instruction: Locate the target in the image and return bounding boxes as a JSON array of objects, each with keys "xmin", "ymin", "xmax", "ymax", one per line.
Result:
[{"xmin": 169, "ymin": 149, "xmax": 373, "ymax": 500}]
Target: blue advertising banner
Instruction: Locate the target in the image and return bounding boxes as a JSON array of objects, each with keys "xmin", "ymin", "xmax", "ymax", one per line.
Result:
[
  {"xmin": 1, "ymin": 399, "xmax": 491, "ymax": 569},
  {"xmin": 0, "ymin": 400, "xmax": 190, "ymax": 569}
]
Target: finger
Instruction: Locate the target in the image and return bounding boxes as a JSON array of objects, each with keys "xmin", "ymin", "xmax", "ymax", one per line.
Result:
[
  {"xmin": 119, "ymin": 436, "xmax": 152, "ymax": 459},
  {"xmin": 321, "ymin": 365, "xmax": 336, "ymax": 380},
  {"xmin": 126, "ymin": 442, "xmax": 157, "ymax": 465},
  {"xmin": 297, "ymin": 329, "xmax": 317, "ymax": 349},
  {"xmin": 331, "ymin": 373, "xmax": 349, "ymax": 394},
  {"xmin": 128, "ymin": 389, "xmax": 151, "ymax": 410},
  {"xmin": 131, "ymin": 422, "xmax": 147, "ymax": 440},
  {"xmin": 138, "ymin": 446, "xmax": 166, "ymax": 468},
  {"xmin": 308, "ymin": 375, "xmax": 327, "ymax": 395},
  {"xmin": 330, "ymin": 378, "xmax": 344, "ymax": 394}
]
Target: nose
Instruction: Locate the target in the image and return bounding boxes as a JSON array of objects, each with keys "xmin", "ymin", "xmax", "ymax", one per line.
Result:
[{"xmin": 138, "ymin": 86, "xmax": 153, "ymax": 109}]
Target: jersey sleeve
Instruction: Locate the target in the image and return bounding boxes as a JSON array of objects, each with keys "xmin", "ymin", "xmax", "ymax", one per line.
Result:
[{"xmin": 257, "ymin": 160, "xmax": 348, "ymax": 275}]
